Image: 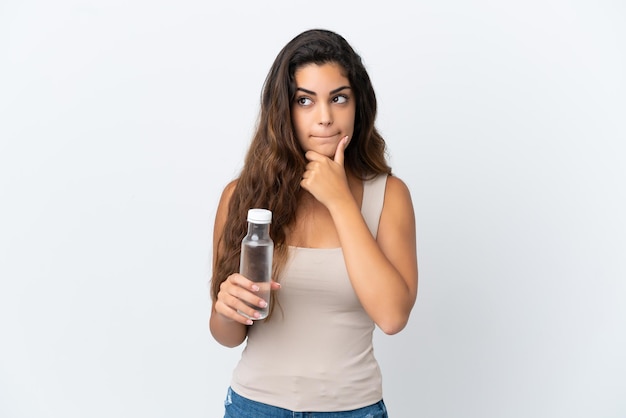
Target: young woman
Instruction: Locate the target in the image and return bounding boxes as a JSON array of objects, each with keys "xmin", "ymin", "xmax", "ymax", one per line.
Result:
[{"xmin": 210, "ymin": 29, "xmax": 418, "ymax": 418}]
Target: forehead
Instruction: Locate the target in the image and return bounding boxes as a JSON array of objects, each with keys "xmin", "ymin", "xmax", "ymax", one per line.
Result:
[{"xmin": 293, "ymin": 62, "xmax": 350, "ymax": 87}]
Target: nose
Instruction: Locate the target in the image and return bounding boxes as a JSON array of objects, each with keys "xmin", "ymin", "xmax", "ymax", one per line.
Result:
[{"xmin": 317, "ymin": 102, "xmax": 333, "ymax": 126}]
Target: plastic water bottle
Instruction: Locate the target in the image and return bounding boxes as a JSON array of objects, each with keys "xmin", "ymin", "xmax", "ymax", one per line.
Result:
[{"xmin": 239, "ymin": 208, "xmax": 273, "ymax": 320}]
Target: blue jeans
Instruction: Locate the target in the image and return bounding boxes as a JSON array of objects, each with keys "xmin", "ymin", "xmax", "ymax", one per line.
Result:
[{"xmin": 224, "ymin": 387, "xmax": 388, "ymax": 418}]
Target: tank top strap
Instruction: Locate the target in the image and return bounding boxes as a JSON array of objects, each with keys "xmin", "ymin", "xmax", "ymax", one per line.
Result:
[{"xmin": 361, "ymin": 174, "xmax": 388, "ymax": 239}]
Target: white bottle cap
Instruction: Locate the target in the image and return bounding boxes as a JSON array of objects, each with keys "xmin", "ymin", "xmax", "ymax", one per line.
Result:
[{"xmin": 247, "ymin": 208, "xmax": 272, "ymax": 224}]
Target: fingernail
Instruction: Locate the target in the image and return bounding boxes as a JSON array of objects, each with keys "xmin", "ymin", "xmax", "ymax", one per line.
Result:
[
  {"xmin": 246, "ymin": 319, "xmax": 253, "ymax": 325},
  {"xmin": 259, "ymin": 300, "xmax": 268, "ymax": 308},
  {"xmin": 252, "ymin": 285, "xmax": 260, "ymax": 291},
  {"xmin": 253, "ymin": 311, "xmax": 261, "ymax": 319}
]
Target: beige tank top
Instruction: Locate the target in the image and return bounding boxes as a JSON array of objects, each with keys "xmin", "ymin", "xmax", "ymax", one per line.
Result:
[{"xmin": 230, "ymin": 174, "xmax": 388, "ymax": 412}]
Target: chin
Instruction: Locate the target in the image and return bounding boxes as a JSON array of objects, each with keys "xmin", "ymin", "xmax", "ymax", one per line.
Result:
[{"xmin": 311, "ymin": 143, "xmax": 338, "ymax": 157}]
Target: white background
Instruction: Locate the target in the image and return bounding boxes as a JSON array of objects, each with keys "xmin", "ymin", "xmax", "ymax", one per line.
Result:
[{"xmin": 1, "ymin": 1, "xmax": 625, "ymax": 417}]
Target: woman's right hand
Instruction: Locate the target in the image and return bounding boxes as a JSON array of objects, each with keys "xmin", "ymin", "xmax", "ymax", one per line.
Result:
[{"xmin": 214, "ymin": 273, "xmax": 280, "ymax": 325}]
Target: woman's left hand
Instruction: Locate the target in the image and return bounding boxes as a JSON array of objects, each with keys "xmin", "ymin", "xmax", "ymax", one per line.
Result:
[{"xmin": 300, "ymin": 135, "xmax": 352, "ymax": 209}]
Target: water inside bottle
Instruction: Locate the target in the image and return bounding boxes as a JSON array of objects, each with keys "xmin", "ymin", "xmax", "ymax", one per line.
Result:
[{"xmin": 239, "ymin": 241, "xmax": 272, "ymax": 320}]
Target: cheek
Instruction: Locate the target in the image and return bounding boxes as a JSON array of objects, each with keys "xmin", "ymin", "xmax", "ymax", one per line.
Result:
[
  {"xmin": 291, "ymin": 113, "xmax": 310, "ymax": 139},
  {"xmin": 291, "ymin": 121, "xmax": 305, "ymax": 147},
  {"xmin": 291, "ymin": 110, "xmax": 302, "ymax": 129},
  {"xmin": 291, "ymin": 120, "xmax": 302, "ymax": 140},
  {"xmin": 342, "ymin": 109, "xmax": 357, "ymax": 132}
]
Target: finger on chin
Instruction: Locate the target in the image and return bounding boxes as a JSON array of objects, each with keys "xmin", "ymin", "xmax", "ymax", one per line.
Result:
[
  {"xmin": 305, "ymin": 150, "xmax": 324, "ymax": 161},
  {"xmin": 334, "ymin": 136, "xmax": 349, "ymax": 164}
]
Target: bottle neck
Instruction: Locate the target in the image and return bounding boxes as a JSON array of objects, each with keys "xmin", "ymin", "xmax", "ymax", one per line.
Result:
[{"xmin": 247, "ymin": 222, "xmax": 270, "ymax": 239}]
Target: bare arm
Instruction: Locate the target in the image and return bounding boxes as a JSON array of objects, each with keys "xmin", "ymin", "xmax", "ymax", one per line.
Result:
[
  {"xmin": 301, "ymin": 138, "xmax": 418, "ymax": 334},
  {"xmin": 209, "ymin": 180, "xmax": 283, "ymax": 347},
  {"xmin": 209, "ymin": 181, "xmax": 248, "ymax": 347},
  {"xmin": 329, "ymin": 175, "xmax": 418, "ymax": 334}
]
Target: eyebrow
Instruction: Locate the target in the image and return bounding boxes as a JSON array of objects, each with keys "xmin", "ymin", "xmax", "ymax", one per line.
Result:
[{"xmin": 296, "ymin": 85, "xmax": 351, "ymax": 96}]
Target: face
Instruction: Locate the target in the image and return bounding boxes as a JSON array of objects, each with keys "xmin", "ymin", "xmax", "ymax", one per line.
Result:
[{"xmin": 291, "ymin": 62, "xmax": 356, "ymax": 158}]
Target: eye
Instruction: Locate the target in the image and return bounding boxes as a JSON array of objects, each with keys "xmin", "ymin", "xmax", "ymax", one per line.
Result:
[
  {"xmin": 332, "ymin": 94, "xmax": 349, "ymax": 104},
  {"xmin": 296, "ymin": 96, "xmax": 313, "ymax": 106}
]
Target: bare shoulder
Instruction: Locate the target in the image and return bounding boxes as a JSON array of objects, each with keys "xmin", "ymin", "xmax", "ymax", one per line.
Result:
[
  {"xmin": 380, "ymin": 174, "xmax": 416, "ymax": 235},
  {"xmin": 216, "ymin": 179, "xmax": 238, "ymax": 213},
  {"xmin": 221, "ymin": 179, "xmax": 239, "ymax": 202},
  {"xmin": 384, "ymin": 175, "xmax": 413, "ymax": 206},
  {"xmin": 213, "ymin": 179, "xmax": 239, "ymax": 240}
]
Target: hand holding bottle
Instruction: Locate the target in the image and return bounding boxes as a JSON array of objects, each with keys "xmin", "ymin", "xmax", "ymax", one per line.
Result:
[{"xmin": 214, "ymin": 272, "xmax": 280, "ymax": 325}]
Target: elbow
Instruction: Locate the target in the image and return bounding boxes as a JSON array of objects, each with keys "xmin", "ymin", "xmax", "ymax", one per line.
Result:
[
  {"xmin": 378, "ymin": 321, "xmax": 407, "ymax": 336},
  {"xmin": 375, "ymin": 298, "xmax": 416, "ymax": 335},
  {"xmin": 209, "ymin": 317, "xmax": 247, "ymax": 348},
  {"xmin": 210, "ymin": 329, "xmax": 247, "ymax": 348},
  {"xmin": 376, "ymin": 314, "xmax": 410, "ymax": 335},
  {"xmin": 375, "ymin": 297, "xmax": 416, "ymax": 335},
  {"xmin": 219, "ymin": 339, "xmax": 245, "ymax": 349}
]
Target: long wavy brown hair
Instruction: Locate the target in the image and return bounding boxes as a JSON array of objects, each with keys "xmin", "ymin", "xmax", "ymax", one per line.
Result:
[{"xmin": 210, "ymin": 29, "xmax": 392, "ymax": 317}]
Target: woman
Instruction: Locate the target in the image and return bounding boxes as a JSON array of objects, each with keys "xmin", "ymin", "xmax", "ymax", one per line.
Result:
[{"xmin": 210, "ymin": 28, "xmax": 418, "ymax": 417}]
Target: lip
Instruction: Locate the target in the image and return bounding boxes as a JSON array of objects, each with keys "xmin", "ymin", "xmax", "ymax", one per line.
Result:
[{"xmin": 311, "ymin": 134, "xmax": 341, "ymax": 140}]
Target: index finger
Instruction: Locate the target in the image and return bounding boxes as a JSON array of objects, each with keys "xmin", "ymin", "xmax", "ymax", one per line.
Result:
[
  {"xmin": 334, "ymin": 136, "xmax": 349, "ymax": 165},
  {"xmin": 304, "ymin": 150, "xmax": 325, "ymax": 162},
  {"xmin": 227, "ymin": 273, "xmax": 261, "ymax": 292}
]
